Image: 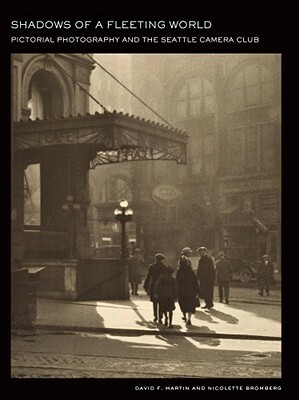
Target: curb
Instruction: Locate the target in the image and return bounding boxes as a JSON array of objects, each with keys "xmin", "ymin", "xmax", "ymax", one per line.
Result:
[{"xmin": 11, "ymin": 323, "xmax": 282, "ymax": 342}]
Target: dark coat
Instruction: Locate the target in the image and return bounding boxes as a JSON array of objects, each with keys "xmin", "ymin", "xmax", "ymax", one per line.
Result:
[
  {"xmin": 177, "ymin": 255, "xmax": 192, "ymax": 269},
  {"xmin": 143, "ymin": 261, "xmax": 169, "ymax": 302},
  {"xmin": 176, "ymin": 263, "xmax": 200, "ymax": 313},
  {"xmin": 196, "ymin": 255, "xmax": 215, "ymax": 300},
  {"xmin": 128, "ymin": 254, "xmax": 144, "ymax": 284},
  {"xmin": 153, "ymin": 273, "xmax": 177, "ymax": 312},
  {"xmin": 154, "ymin": 273, "xmax": 177, "ymax": 299},
  {"xmin": 215, "ymin": 257, "xmax": 233, "ymax": 282},
  {"xmin": 257, "ymin": 260, "xmax": 274, "ymax": 286}
]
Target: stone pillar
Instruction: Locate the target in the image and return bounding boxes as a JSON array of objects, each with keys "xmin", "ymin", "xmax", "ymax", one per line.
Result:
[
  {"xmin": 70, "ymin": 148, "xmax": 94, "ymax": 259},
  {"xmin": 39, "ymin": 145, "xmax": 94, "ymax": 259},
  {"xmin": 11, "ymin": 155, "xmax": 25, "ymax": 268}
]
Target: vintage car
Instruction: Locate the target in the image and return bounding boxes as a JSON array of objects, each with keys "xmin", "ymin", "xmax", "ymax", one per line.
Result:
[{"xmin": 230, "ymin": 258, "xmax": 259, "ymax": 283}]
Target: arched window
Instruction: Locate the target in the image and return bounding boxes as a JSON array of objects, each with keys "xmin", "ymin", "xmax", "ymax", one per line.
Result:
[
  {"xmin": 229, "ymin": 63, "xmax": 275, "ymax": 111},
  {"xmin": 176, "ymin": 77, "xmax": 215, "ymax": 120},
  {"xmin": 27, "ymin": 70, "xmax": 63, "ymax": 120}
]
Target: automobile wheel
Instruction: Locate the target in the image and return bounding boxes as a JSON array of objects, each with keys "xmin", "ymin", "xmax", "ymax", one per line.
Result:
[{"xmin": 239, "ymin": 268, "xmax": 252, "ymax": 283}]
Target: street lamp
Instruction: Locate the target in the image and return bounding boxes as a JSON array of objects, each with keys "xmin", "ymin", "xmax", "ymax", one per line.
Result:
[
  {"xmin": 62, "ymin": 195, "xmax": 81, "ymax": 259},
  {"xmin": 114, "ymin": 199, "xmax": 133, "ymax": 259}
]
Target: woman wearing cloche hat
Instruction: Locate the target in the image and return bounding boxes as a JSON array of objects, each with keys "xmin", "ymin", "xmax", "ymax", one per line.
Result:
[{"xmin": 176, "ymin": 246, "xmax": 200, "ymax": 326}]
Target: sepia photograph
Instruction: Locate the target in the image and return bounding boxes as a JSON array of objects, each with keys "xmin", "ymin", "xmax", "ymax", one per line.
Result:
[{"xmin": 10, "ymin": 53, "xmax": 282, "ymax": 383}]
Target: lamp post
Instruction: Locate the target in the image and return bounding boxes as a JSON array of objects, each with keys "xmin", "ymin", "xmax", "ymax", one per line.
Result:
[
  {"xmin": 62, "ymin": 195, "xmax": 81, "ymax": 259},
  {"xmin": 114, "ymin": 199, "xmax": 133, "ymax": 259}
]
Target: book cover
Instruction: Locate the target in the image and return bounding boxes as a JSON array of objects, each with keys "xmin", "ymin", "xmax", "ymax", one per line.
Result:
[{"xmin": 1, "ymin": 5, "xmax": 293, "ymax": 399}]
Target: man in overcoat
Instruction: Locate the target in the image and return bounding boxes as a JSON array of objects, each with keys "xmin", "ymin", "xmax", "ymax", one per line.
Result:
[
  {"xmin": 215, "ymin": 251, "xmax": 233, "ymax": 304},
  {"xmin": 257, "ymin": 254, "xmax": 274, "ymax": 296},
  {"xmin": 128, "ymin": 248, "xmax": 145, "ymax": 295},
  {"xmin": 143, "ymin": 253, "xmax": 170, "ymax": 322},
  {"xmin": 196, "ymin": 247, "xmax": 215, "ymax": 310}
]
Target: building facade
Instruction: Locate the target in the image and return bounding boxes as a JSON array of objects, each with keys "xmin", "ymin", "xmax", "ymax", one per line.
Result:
[
  {"xmin": 11, "ymin": 53, "xmax": 188, "ymax": 301},
  {"xmin": 89, "ymin": 54, "xmax": 281, "ymax": 270}
]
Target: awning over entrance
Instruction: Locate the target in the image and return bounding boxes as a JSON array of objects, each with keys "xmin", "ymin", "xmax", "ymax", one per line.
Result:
[{"xmin": 13, "ymin": 111, "xmax": 188, "ymax": 167}]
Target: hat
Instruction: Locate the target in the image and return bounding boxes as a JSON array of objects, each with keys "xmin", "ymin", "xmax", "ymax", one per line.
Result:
[
  {"xmin": 155, "ymin": 253, "xmax": 165, "ymax": 260},
  {"xmin": 262, "ymin": 254, "xmax": 269, "ymax": 258},
  {"xmin": 197, "ymin": 246, "xmax": 207, "ymax": 252},
  {"xmin": 218, "ymin": 251, "xmax": 225, "ymax": 257},
  {"xmin": 181, "ymin": 247, "xmax": 193, "ymax": 254}
]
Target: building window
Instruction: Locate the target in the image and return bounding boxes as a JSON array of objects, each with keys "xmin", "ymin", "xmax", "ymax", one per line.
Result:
[
  {"xmin": 226, "ymin": 124, "xmax": 276, "ymax": 176},
  {"xmin": 203, "ymin": 135, "xmax": 214, "ymax": 175},
  {"xmin": 260, "ymin": 124, "xmax": 276, "ymax": 171},
  {"xmin": 244, "ymin": 126, "xmax": 259, "ymax": 173},
  {"xmin": 229, "ymin": 62, "xmax": 275, "ymax": 111},
  {"xmin": 176, "ymin": 77, "xmax": 215, "ymax": 120},
  {"xmin": 24, "ymin": 163, "xmax": 41, "ymax": 227},
  {"xmin": 259, "ymin": 193, "xmax": 279, "ymax": 209},
  {"xmin": 229, "ymin": 129, "xmax": 244, "ymax": 175},
  {"xmin": 28, "ymin": 70, "xmax": 63, "ymax": 120},
  {"xmin": 270, "ymin": 234, "xmax": 277, "ymax": 262}
]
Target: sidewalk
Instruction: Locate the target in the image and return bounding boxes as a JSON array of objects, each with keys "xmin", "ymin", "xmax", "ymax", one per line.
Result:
[{"xmin": 13, "ymin": 286, "xmax": 281, "ymax": 341}]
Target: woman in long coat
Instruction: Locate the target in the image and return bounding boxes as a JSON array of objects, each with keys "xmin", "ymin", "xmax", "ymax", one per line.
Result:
[{"xmin": 176, "ymin": 252, "xmax": 200, "ymax": 326}]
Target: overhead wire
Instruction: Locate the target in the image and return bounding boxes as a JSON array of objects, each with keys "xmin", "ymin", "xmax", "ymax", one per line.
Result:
[
  {"xmin": 48, "ymin": 54, "xmax": 108, "ymax": 113},
  {"xmin": 85, "ymin": 53, "xmax": 176, "ymax": 129}
]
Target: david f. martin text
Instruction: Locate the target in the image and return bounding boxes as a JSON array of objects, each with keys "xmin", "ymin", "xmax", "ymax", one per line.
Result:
[{"xmin": 135, "ymin": 385, "xmax": 282, "ymax": 391}]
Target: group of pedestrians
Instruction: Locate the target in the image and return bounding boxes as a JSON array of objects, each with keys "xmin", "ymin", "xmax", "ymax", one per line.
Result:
[
  {"xmin": 129, "ymin": 245, "xmax": 276, "ymax": 328},
  {"xmin": 141, "ymin": 246, "xmax": 233, "ymax": 327}
]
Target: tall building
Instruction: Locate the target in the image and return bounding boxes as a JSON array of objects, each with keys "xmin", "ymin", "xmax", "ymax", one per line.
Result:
[{"xmin": 89, "ymin": 54, "xmax": 281, "ymax": 270}]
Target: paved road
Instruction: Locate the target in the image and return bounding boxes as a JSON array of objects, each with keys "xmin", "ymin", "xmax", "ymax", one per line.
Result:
[
  {"xmin": 11, "ymin": 330, "xmax": 281, "ymax": 378},
  {"xmin": 11, "ymin": 286, "xmax": 281, "ymax": 379}
]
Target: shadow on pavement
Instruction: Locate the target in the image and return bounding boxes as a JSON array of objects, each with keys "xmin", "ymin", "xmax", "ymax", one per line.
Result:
[
  {"xmin": 156, "ymin": 324, "xmax": 221, "ymax": 347},
  {"xmin": 209, "ymin": 308, "xmax": 239, "ymax": 324}
]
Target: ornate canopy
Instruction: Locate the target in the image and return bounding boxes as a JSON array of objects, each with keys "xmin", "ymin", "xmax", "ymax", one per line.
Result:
[{"xmin": 13, "ymin": 111, "xmax": 188, "ymax": 168}]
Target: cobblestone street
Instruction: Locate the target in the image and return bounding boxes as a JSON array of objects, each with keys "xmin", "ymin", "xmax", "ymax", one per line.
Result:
[
  {"xmin": 12, "ymin": 349, "xmax": 281, "ymax": 378},
  {"xmin": 11, "ymin": 328, "xmax": 281, "ymax": 379}
]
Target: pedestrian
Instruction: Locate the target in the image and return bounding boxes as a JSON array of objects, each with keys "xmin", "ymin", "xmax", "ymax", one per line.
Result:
[
  {"xmin": 196, "ymin": 246, "xmax": 215, "ymax": 310},
  {"xmin": 153, "ymin": 266, "xmax": 177, "ymax": 328},
  {"xmin": 176, "ymin": 247, "xmax": 200, "ymax": 326},
  {"xmin": 177, "ymin": 247, "xmax": 193, "ymax": 270},
  {"xmin": 128, "ymin": 248, "xmax": 144, "ymax": 295},
  {"xmin": 257, "ymin": 254, "xmax": 275, "ymax": 296},
  {"xmin": 143, "ymin": 253, "xmax": 170, "ymax": 323},
  {"xmin": 215, "ymin": 251, "xmax": 233, "ymax": 304}
]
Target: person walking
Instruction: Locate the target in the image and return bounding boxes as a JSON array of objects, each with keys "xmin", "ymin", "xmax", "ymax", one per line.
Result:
[
  {"xmin": 196, "ymin": 246, "xmax": 215, "ymax": 310},
  {"xmin": 153, "ymin": 267, "xmax": 177, "ymax": 328},
  {"xmin": 128, "ymin": 248, "xmax": 145, "ymax": 295},
  {"xmin": 215, "ymin": 251, "xmax": 233, "ymax": 304},
  {"xmin": 176, "ymin": 247, "xmax": 200, "ymax": 326},
  {"xmin": 257, "ymin": 254, "xmax": 275, "ymax": 296},
  {"xmin": 143, "ymin": 253, "xmax": 170, "ymax": 323}
]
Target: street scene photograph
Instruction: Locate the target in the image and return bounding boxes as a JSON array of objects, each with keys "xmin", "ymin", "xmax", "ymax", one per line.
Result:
[{"xmin": 11, "ymin": 53, "xmax": 281, "ymax": 380}]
